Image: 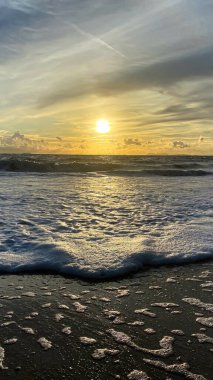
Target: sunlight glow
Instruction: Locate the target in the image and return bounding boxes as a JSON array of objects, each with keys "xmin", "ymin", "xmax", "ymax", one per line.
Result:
[{"xmin": 96, "ymin": 119, "xmax": 110, "ymax": 133}]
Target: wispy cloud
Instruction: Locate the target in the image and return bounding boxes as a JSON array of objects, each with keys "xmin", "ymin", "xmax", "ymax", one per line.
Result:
[
  {"xmin": 38, "ymin": 47, "xmax": 213, "ymax": 108},
  {"xmin": 69, "ymin": 22, "xmax": 126, "ymax": 58}
]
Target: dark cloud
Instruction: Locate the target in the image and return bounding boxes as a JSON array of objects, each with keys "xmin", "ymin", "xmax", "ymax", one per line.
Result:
[
  {"xmin": 38, "ymin": 47, "xmax": 213, "ymax": 108},
  {"xmin": 172, "ymin": 140, "xmax": 189, "ymax": 149},
  {"xmin": 124, "ymin": 138, "xmax": 141, "ymax": 146}
]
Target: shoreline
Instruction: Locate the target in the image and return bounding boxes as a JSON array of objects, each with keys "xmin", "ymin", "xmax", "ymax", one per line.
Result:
[
  {"xmin": 0, "ymin": 257, "xmax": 212, "ymax": 282},
  {"xmin": 0, "ymin": 262, "xmax": 212, "ymax": 379}
]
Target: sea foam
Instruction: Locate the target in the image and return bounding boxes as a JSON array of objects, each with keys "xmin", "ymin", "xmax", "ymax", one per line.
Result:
[
  {"xmin": 0, "ymin": 156, "xmax": 212, "ymax": 279},
  {"xmin": 0, "ymin": 221, "xmax": 212, "ymax": 279}
]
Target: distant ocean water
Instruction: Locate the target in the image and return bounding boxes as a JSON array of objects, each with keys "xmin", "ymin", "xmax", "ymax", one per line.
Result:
[{"xmin": 0, "ymin": 155, "xmax": 212, "ymax": 279}]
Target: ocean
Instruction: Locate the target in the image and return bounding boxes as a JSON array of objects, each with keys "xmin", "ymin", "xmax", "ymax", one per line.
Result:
[{"xmin": 0, "ymin": 154, "xmax": 212, "ymax": 279}]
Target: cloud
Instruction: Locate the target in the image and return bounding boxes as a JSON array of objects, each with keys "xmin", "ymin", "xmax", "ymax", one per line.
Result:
[
  {"xmin": 124, "ymin": 137, "xmax": 142, "ymax": 146},
  {"xmin": 0, "ymin": 131, "xmax": 45, "ymax": 152},
  {"xmin": 0, "ymin": 0, "xmax": 213, "ymax": 154},
  {"xmin": 0, "ymin": 2, "xmax": 50, "ymax": 65},
  {"xmin": 172, "ymin": 140, "xmax": 189, "ymax": 149},
  {"xmin": 1, "ymin": 131, "xmax": 29, "ymax": 144},
  {"xmin": 157, "ymin": 104, "xmax": 189, "ymax": 115},
  {"xmin": 38, "ymin": 47, "xmax": 213, "ymax": 108}
]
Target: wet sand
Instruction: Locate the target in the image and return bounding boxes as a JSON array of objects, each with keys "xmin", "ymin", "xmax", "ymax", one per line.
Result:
[{"xmin": 0, "ymin": 263, "xmax": 212, "ymax": 380}]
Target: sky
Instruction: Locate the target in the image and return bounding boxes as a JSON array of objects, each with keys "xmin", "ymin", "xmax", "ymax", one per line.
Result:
[{"xmin": 0, "ymin": 0, "xmax": 213, "ymax": 155}]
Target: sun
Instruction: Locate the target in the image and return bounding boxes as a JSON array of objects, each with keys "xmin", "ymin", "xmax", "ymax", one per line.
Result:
[{"xmin": 96, "ymin": 119, "xmax": 110, "ymax": 133}]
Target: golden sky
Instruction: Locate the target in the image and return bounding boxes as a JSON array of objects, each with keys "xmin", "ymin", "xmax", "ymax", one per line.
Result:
[{"xmin": 0, "ymin": 0, "xmax": 212, "ymax": 155}]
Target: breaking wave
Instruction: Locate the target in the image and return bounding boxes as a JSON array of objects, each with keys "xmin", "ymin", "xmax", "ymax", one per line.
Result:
[
  {"xmin": 0, "ymin": 224, "xmax": 212, "ymax": 279},
  {"xmin": 0, "ymin": 154, "xmax": 212, "ymax": 176}
]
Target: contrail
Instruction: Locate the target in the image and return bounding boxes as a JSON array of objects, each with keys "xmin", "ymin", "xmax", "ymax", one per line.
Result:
[{"xmin": 70, "ymin": 22, "xmax": 126, "ymax": 58}]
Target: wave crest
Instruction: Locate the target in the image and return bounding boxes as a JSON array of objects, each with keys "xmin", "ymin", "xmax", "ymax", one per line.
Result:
[{"xmin": 0, "ymin": 155, "xmax": 212, "ymax": 176}]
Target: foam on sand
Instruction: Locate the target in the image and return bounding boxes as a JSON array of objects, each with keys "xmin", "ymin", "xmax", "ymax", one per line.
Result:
[
  {"xmin": 4, "ymin": 338, "xmax": 18, "ymax": 345},
  {"xmin": 80, "ymin": 337, "xmax": 97, "ymax": 345},
  {"xmin": 104, "ymin": 310, "xmax": 121, "ymax": 320},
  {"xmin": 0, "ymin": 346, "xmax": 7, "ymax": 370},
  {"xmin": 182, "ymin": 298, "xmax": 213, "ymax": 312},
  {"xmin": 192, "ymin": 333, "xmax": 213, "ymax": 344},
  {"xmin": 196, "ymin": 317, "xmax": 213, "ymax": 327},
  {"xmin": 151, "ymin": 303, "xmax": 179, "ymax": 309},
  {"xmin": 58, "ymin": 304, "xmax": 69, "ymax": 310},
  {"xmin": 62, "ymin": 326, "xmax": 72, "ymax": 335},
  {"xmin": 107, "ymin": 329, "xmax": 174, "ymax": 357},
  {"xmin": 127, "ymin": 370, "xmax": 150, "ymax": 380},
  {"xmin": 37, "ymin": 337, "xmax": 52, "ymax": 350},
  {"xmin": 0, "ymin": 262, "xmax": 211, "ymax": 378},
  {"xmin": 73, "ymin": 302, "xmax": 87, "ymax": 313},
  {"xmin": 22, "ymin": 292, "xmax": 36, "ymax": 297},
  {"xmin": 134, "ymin": 309, "xmax": 156, "ymax": 318},
  {"xmin": 171, "ymin": 330, "xmax": 185, "ymax": 336},
  {"xmin": 20, "ymin": 326, "xmax": 35, "ymax": 335},
  {"xmin": 92, "ymin": 348, "xmax": 119, "ymax": 360},
  {"xmin": 55, "ymin": 313, "xmax": 64, "ymax": 322},
  {"xmin": 143, "ymin": 358, "xmax": 207, "ymax": 380},
  {"xmin": 144, "ymin": 328, "xmax": 156, "ymax": 334}
]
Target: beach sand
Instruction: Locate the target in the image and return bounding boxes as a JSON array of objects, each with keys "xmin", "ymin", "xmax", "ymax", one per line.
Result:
[{"xmin": 0, "ymin": 263, "xmax": 212, "ymax": 380}]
